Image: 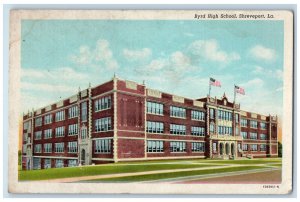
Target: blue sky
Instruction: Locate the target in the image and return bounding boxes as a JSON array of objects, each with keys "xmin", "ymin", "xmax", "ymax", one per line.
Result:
[{"xmin": 21, "ymin": 20, "xmax": 284, "ymax": 117}]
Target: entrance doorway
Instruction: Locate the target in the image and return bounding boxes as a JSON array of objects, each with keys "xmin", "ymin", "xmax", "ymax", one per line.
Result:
[
  {"xmin": 226, "ymin": 143, "xmax": 230, "ymax": 155},
  {"xmin": 219, "ymin": 143, "xmax": 224, "ymax": 155},
  {"xmin": 81, "ymin": 149, "xmax": 86, "ymax": 165},
  {"xmin": 231, "ymin": 143, "xmax": 235, "ymax": 156}
]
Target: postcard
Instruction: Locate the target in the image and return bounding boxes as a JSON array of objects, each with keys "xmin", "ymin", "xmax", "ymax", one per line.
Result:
[{"xmin": 8, "ymin": 10, "xmax": 293, "ymax": 194}]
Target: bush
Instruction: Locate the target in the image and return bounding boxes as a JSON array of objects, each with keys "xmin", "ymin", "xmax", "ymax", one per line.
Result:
[{"xmin": 278, "ymin": 142, "xmax": 282, "ymax": 157}]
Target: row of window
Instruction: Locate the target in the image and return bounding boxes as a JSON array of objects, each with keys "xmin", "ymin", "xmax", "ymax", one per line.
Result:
[
  {"xmin": 34, "ymin": 102, "xmax": 88, "ymax": 127},
  {"xmin": 241, "ymin": 132, "xmax": 267, "ymax": 140},
  {"xmin": 242, "ymin": 144, "xmax": 267, "ymax": 151},
  {"xmin": 34, "ymin": 142, "xmax": 78, "ymax": 153},
  {"xmin": 34, "ymin": 124, "xmax": 79, "ymax": 139},
  {"xmin": 147, "ymin": 141, "xmax": 205, "ymax": 153},
  {"xmin": 146, "ymin": 121, "xmax": 205, "ymax": 136},
  {"xmin": 32, "ymin": 158, "xmax": 77, "ymax": 169},
  {"xmin": 241, "ymin": 119, "xmax": 267, "ymax": 129},
  {"xmin": 217, "ymin": 110, "xmax": 233, "ymax": 121},
  {"xmin": 95, "ymin": 96, "xmax": 111, "ymax": 112},
  {"xmin": 146, "ymin": 101, "xmax": 205, "ymax": 121},
  {"xmin": 95, "ymin": 117, "xmax": 112, "ymax": 132},
  {"xmin": 218, "ymin": 126, "xmax": 233, "ymax": 135}
]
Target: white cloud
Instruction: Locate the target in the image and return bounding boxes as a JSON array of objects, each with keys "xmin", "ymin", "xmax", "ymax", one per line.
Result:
[
  {"xmin": 21, "ymin": 67, "xmax": 88, "ymax": 81},
  {"xmin": 249, "ymin": 45, "xmax": 276, "ymax": 61},
  {"xmin": 188, "ymin": 39, "xmax": 240, "ymax": 63},
  {"xmin": 21, "ymin": 81, "xmax": 76, "ymax": 93},
  {"xmin": 252, "ymin": 65, "xmax": 283, "ymax": 80},
  {"xmin": 183, "ymin": 32, "xmax": 194, "ymax": 37},
  {"xmin": 242, "ymin": 78, "xmax": 264, "ymax": 88},
  {"xmin": 70, "ymin": 39, "xmax": 119, "ymax": 70},
  {"xmin": 276, "ymin": 87, "xmax": 283, "ymax": 92},
  {"xmin": 123, "ymin": 48, "xmax": 152, "ymax": 62}
]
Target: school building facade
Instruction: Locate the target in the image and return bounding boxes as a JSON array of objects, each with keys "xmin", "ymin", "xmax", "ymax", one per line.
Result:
[{"xmin": 21, "ymin": 76, "xmax": 278, "ymax": 170}]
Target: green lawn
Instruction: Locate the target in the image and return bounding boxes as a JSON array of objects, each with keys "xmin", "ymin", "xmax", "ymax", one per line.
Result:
[
  {"xmin": 201, "ymin": 159, "xmax": 282, "ymax": 165},
  {"xmin": 19, "ymin": 163, "xmax": 219, "ymax": 181},
  {"xmin": 87, "ymin": 166, "xmax": 266, "ymax": 182},
  {"xmin": 19, "ymin": 158, "xmax": 281, "ymax": 181}
]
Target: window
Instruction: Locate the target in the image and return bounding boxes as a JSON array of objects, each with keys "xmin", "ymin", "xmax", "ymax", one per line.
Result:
[
  {"xmin": 146, "ymin": 121, "xmax": 164, "ymax": 133},
  {"xmin": 260, "ymin": 122, "xmax": 267, "ymax": 130},
  {"xmin": 191, "ymin": 142, "xmax": 205, "ymax": 152},
  {"xmin": 242, "ymin": 144, "xmax": 248, "ymax": 151},
  {"xmin": 260, "ymin": 134, "xmax": 267, "ymax": 140},
  {"xmin": 241, "ymin": 119, "xmax": 247, "ymax": 127},
  {"xmin": 191, "ymin": 110, "xmax": 205, "ymax": 121},
  {"xmin": 95, "ymin": 117, "xmax": 112, "ymax": 132},
  {"xmin": 81, "ymin": 127, "xmax": 87, "ymax": 139},
  {"xmin": 55, "ymin": 143, "xmax": 64, "ymax": 153},
  {"xmin": 33, "ymin": 158, "xmax": 41, "ymax": 170},
  {"xmin": 250, "ymin": 132, "xmax": 258, "ymax": 140},
  {"xmin": 260, "ymin": 144, "xmax": 267, "ymax": 151},
  {"xmin": 68, "ymin": 141, "xmax": 78, "ymax": 153},
  {"xmin": 55, "ymin": 159, "xmax": 64, "ymax": 168},
  {"xmin": 241, "ymin": 132, "xmax": 248, "ymax": 139},
  {"xmin": 23, "ymin": 121, "xmax": 30, "ymax": 130},
  {"xmin": 250, "ymin": 120, "xmax": 258, "ymax": 128},
  {"xmin": 35, "ymin": 117, "xmax": 42, "ymax": 127},
  {"xmin": 213, "ymin": 143, "xmax": 217, "ymax": 153},
  {"xmin": 170, "ymin": 106, "xmax": 186, "ymax": 118},
  {"xmin": 170, "ymin": 141, "xmax": 186, "ymax": 152},
  {"xmin": 209, "ymin": 108, "xmax": 215, "ymax": 119},
  {"xmin": 235, "ymin": 127, "xmax": 239, "ymax": 136},
  {"xmin": 55, "ymin": 110, "xmax": 65, "ymax": 122},
  {"xmin": 81, "ymin": 102, "xmax": 87, "ymax": 122},
  {"xmin": 68, "ymin": 160, "xmax": 77, "ymax": 167},
  {"xmin": 218, "ymin": 126, "xmax": 233, "ymax": 135},
  {"xmin": 68, "ymin": 105, "xmax": 78, "ymax": 119},
  {"xmin": 55, "ymin": 126, "xmax": 65, "ymax": 137},
  {"xmin": 250, "ymin": 144, "xmax": 258, "ymax": 151},
  {"xmin": 44, "ymin": 159, "xmax": 51, "ymax": 169},
  {"xmin": 170, "ymin": 124, "xmax": 186, "ymax": 135},
  {"xmin": 44, "ymin": 114, "xmax": 52, "ymax": 124},
  {"xmin": 218, "ymin": 110, "xmax": 232, "ymax": 121},
  {"xmin": 44, "ymin": 129, "xmax": 52, "ymax": 139},
  {"xmin": 191, "ymin": 126, "xmax": 205, "ymax": 136},
  {"xmin": 95, "ymin": 96, "xmax": 111, "ymax": 112},
  {"xmin": 235, "ymin": 114, "xmax": 239, "ymax": 123},
  {"xmin": 147, "ymin": 140, "xmax": 164, "ymax": 152},
  {"xmin": 68, "ymin": 124, "xmax": 78, "ymax": 136},
  {"xmin": 94, "ymin": 139, "xmax": 111, "ymax": 153},
  {"xmin": 44, "ymin": 143, "xmax": 52, "ymax": 153},
  {"xmin": 34, "ymin": 144, "xmax": 42, "ymax": 153},
  {"xmin": 147, "ymin": 101, "xmax": 163, "ymax": 115},
  {"xmin": 34, "ymin": 131, "xmax": 42, "ymax": 140},
  {"xmin": 209, "ymin": 122, "xmax": 215, "ymax": 133}
]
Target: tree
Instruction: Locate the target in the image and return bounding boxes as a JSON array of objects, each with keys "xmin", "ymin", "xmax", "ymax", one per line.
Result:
[
  {"xmin": 18, "ymin": 150, "xmax": 22, "ymax": 165},
  {"xmin": 278, "ymin": 142, "xmax": 282, "ymax": 157}
]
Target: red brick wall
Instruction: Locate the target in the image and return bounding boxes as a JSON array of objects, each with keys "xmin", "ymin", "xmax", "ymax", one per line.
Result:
[{"xmin": 117, "ymin": 139, "xmax": 145, "ymax": 159}]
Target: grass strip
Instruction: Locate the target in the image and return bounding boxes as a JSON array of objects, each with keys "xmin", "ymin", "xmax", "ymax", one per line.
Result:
[
  {"xmin": 19, "ymin": 163, "xmax": 219, "ymax": 181},
  {"xmin": 88, "ymin": 166, "xmax": 266, "ymax": 182},
  {"xmin": 197, "ymin": 159, "xmax": 282, "ymax": 165}
]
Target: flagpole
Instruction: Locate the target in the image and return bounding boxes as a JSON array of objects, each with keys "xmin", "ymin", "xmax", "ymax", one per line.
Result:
[
  {"xmin": 208, "ymin": 79, "xmax": 211, "ymax": 97},
  {"xmin": 234, "ymin": 85, "xmax": 236, "ymax": 104}
]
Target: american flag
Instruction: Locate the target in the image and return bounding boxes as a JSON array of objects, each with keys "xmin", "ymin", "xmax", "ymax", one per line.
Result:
[
  {"xmin": 235, "ymin": 85, "xmax": 245, "ymax": 95},
  {"xmin": 210, "ymin": 78, "xmax": 221, "ymax": 87}
]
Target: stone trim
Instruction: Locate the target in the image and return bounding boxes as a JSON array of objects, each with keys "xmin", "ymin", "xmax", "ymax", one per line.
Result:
[
  {"xmin": 172, "ymin": 95, "xmax": 184, "ymax": 103},
  {"xmin": 125, "ymin": 80, "xmax": 137, "ymax": 90},
  {"xmin": 113, "ymin": 77, "xmax": 118, "ymax": 162},
  {"xmin": 32, "ymin": 156, "xmax": 78, "ymax": 159},
  {"xmin": 193, "ymin": 100, "xmax": 204, "ymax": 108},
  {"xmin": 147, "ymin": 88, "xmax": 162, "ymax": 98}
]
